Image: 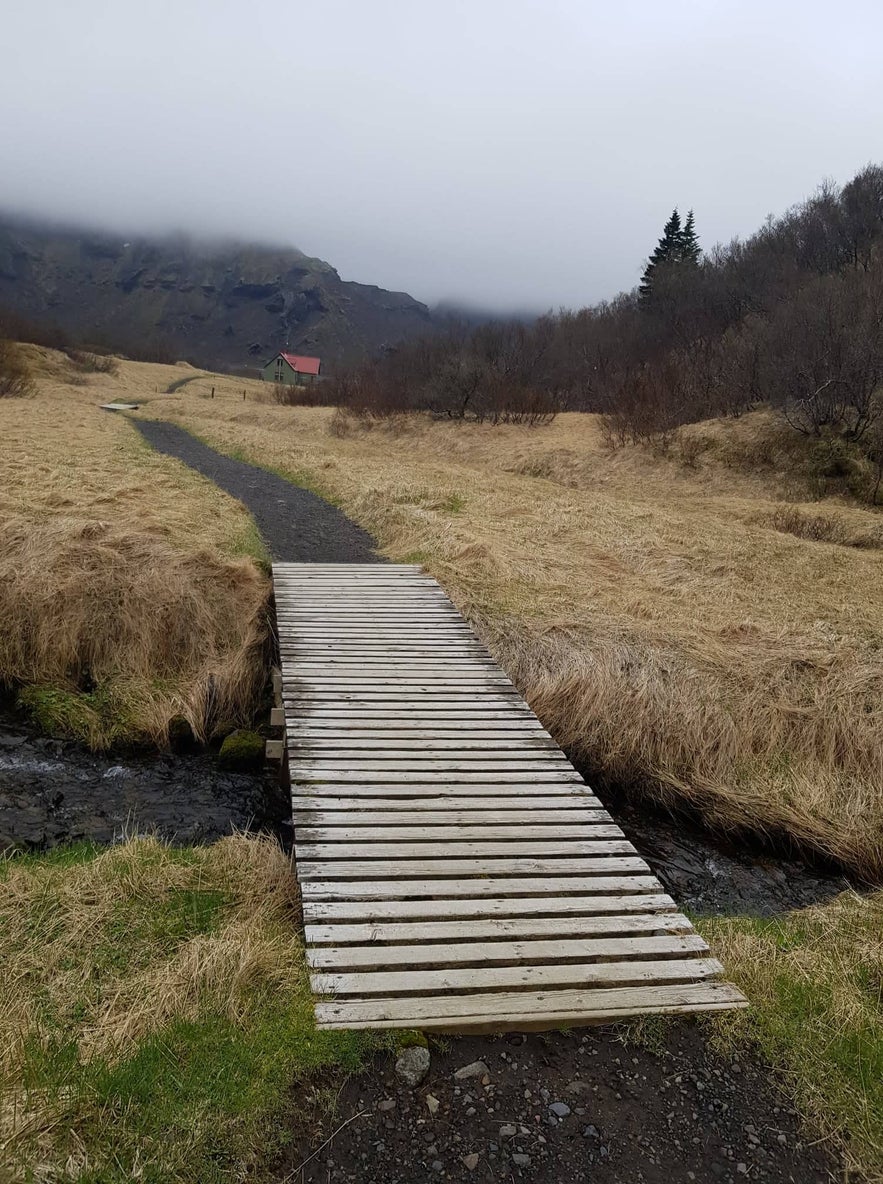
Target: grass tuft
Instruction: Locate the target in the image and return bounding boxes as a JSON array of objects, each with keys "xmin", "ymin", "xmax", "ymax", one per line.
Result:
[{"xmin": 0, "ymin": 834, "xmax": 380, "ymax": 1182}]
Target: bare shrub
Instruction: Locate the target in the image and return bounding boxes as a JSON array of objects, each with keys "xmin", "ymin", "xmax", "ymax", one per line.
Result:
[
  {"xmin": 0, "ymin": 339, "xmax": 35, "ymax": 397},
  {"xmin": 764, "ymin": 506, "xmax": 883, "ymax": 549},
  {"xmin": 65, "ymin": 347, "xmax": 120, "ymax": 375}
]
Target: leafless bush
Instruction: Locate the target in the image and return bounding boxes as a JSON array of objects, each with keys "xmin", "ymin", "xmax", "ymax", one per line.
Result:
[
  {"xmin": 65, "ymin": 348, "xmax": 119, "ymax": 375},
  {"xmin": 0, "ymin": 339, "xmax": 35, "ymax": 397}
]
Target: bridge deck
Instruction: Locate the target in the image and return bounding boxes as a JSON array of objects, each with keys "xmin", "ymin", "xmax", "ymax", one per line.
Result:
[{"xmin": 275, "ymin": 562, "xmax": 747, "ymax": 1031}]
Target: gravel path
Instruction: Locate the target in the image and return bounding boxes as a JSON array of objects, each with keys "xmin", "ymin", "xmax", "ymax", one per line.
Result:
[
  {"xmin": 133, "ymin": 419, "xmax": 380, "ymax": 563},
  {"xmin": 283, "ymin": 1026, "xmax": 839, "ymax": 1184}
]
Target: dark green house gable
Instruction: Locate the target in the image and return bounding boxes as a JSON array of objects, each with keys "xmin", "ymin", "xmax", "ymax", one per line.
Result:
[{"xmin": 259, "ymin": 352, "xmax": 321, "ymax": 386}]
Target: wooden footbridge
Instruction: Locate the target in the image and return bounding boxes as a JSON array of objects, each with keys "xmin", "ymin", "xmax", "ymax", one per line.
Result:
[{"xmin": 274, "ymin": 563, "xmax": 747, "ymax": 1032}]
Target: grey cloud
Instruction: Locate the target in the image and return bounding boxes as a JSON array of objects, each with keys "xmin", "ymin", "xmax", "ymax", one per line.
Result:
[{"xmin": 2, "ymin": 0, "xmax": 882, "ymax": 310}]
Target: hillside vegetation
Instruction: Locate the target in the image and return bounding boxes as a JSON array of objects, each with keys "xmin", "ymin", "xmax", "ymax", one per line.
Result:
[
  {"xmin": 0, "ymin": 215, "xmax": 433, "ymax": 370},
  {"xmin": 324, "ymin": 165, "xmax": 883, "ymax": 509}
]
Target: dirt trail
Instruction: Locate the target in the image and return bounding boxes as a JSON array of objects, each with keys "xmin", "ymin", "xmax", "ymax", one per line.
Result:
[{"xmin": 133, "ymin": 419, "xmax": 379, "ymax": 562}]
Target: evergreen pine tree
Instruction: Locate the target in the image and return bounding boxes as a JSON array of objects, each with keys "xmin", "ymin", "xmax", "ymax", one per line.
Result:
[
  {"xmin": 679, "ymin": 209, "xmax": 701, "ymax": 265},
  {"xmin": 639, "ymin": 209, "xmax": 683, "ymax": 304}
]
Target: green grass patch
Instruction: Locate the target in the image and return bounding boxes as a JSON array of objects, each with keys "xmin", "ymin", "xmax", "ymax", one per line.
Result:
[
  {"xmin": 1, "ymin": 835, "xmax": 384, "ymax": 1182},
  {"xmin": 16, "ymin": 684, "xmax": 138, "ymax": 748},
  {"xmin": 698, "ymin": 891, "xmax": 883, "ymax": 1179}
]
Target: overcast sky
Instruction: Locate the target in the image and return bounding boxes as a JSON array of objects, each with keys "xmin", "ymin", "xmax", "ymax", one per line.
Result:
[{"xmin": 3, "ymin": 0, "xmax": 882, "ymax": 310}]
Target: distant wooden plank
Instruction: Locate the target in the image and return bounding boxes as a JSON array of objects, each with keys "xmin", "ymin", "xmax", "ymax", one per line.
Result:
[
  {"xmin": 314, "ymin": 982, "xmax": 749, "ymax": 1030},
  {"xmin": 289, "ymin": 781, "xmax": 585, "ymax": 795}
]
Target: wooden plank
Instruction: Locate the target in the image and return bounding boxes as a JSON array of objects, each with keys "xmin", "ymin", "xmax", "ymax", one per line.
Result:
[
  {"xmin": 301, "ymin": 893, "xmax": 678, "ymax": 922},
  {"xmin": 296, "ymin": 824, "xmax": 625, "ymax": 841},
  {"xmin": 297, "ymin": 840, "xmax": 635, "ymax": 858},
  {"xmin": 312, "ymin": 956, "xmax": 723, "ymax": 997},
  {"xmin": 289, "ymin": 739, "xmax": 558, "ymax": 752},
  {"xmin": 292, "ymin": 809, "xmax": 612, "ymax": 826},
  {"xmin": 290, "ymin": 762, "xmax": 578, "ymax": 775},
  {"xmin": 289, "ymin": 710, "xmax": 539, "ymax": 722},
  {"xmin": 289, "ymin": 781, "xmax": 585, "ymax": 794},
  {"xmin": 291, "ymin": 796, "xmax": 606, "ymax": 811},
  {"xmin": 296, "ymin": 856, "xmax": 649, "ymax": 879},
  {"xmin": 314, "ymin": 982, "xmax": 748, "ymax": 1030},
  {"xmin": 300, "ymin": 874, "xmax": 663, "ymax": 899},
  {"xmin": 292, "ymin": 724, "xmax": 546, "ymax": 734},
  {"xmin": 304, "ymin": 912, "xmax": 692, "ymax": 945},
  {"xmin": 308, "ymin": 933, "xmax": 709, "ymax": 969}
]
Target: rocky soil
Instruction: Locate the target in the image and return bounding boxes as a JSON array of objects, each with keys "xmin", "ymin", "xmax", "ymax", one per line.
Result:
[{"xmin": 285, "ymin": 1026, "xmax": 840, "ymax": 1184}]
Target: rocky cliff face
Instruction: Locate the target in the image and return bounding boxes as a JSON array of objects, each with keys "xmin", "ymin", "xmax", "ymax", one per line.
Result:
[{"xmin": 0, "ymin": 216, "xmax": 433, "ymax": 369}]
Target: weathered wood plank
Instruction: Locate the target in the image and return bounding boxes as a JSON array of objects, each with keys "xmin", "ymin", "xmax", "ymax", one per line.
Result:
[
  {"xmin": 297, "ymin": 839, "xmax": 635, "ymax": 858},
  {"xmin": 300, "ymin": 874, "xmax": 664, "ymax": 899},
  {"xmin": 301, "ymin": 892, "xmax": 678, "ymax": 922},
  {"xmin": 292, "ymin": 810, "xmax": 613, "ymax": 826},
  {"xmin": 290, "ymin": 796, "xmax": 607, "ymax": 811},
  {"xmin": 312, "ymin": 957, "xmax": 723, "ymax": 997},
  {"xmin": 304, "ymin": 912, "xmax": 692, "ymax": 945},
  {"xmin": 296, "ymin": 824, "xmax": 626, "ymax": 841},
  {"xmin": 308, "ymin": 933, "xmax": 709, "ymax": 969},
  {"xmin": 296, "ymin": 856, "xmax": 649, "ymax": 880},
  {"xmin": 314, "ymin": 982, "xmax": 749, "ymax": 1030}
]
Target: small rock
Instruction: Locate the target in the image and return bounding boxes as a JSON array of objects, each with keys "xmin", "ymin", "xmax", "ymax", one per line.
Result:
[
  {"xmin": 377, "ymin": 1099, "xmax": 396, "ymax": 1112},
  {"xmin": 431, "ymin": 1160, "xmax": 444, "ymax": 1173},
  {"xmin": 396, "ymin": 1045, "xmax": 431, "ymax": 1088},
  {"xmin": 454, "ymin": 1060, "xmax": 489, "ymax": 1081},
  {"xmin": 499, "ymin": 1124, "xmax": 517, "ymax": 1138},
  {"xmin": 549, "ymin": 1101, "xmax": 571, "ymax": 1118},
  {"xmin": 426, "ymin": 1094, "xmax": 440, "ymax": 1116},
  {"xmin": 736, "ymin": 1165, "xmax": 748, "ymax": 1176},
  {"xmin": 511, "ymin": 1153, "xmax": 531, "ymax": 1167},
  {"xmin": 462, "ymin": 1153, "xmax": 480, "ymax": 1171},
  {"xmin": 582, "ymin": 1124, "xmax": 600, "ymax": 1139}
]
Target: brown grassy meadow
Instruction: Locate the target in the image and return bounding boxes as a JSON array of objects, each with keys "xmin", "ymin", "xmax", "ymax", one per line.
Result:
[
  {"xmin": 128, "ymin": 383, "xmax": 883, "ymax": 879},
  {"xmin": 0, "ymin": 347, "xmax": 271, "ymax": 747}
]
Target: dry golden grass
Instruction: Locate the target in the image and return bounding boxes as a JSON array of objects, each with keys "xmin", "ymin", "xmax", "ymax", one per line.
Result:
[
  {"xmin": 131, "ymin": 389, "xmax": 883, "ymax": 876},
  {"xmin": 0, "ymin": 347, "xmax": 271, "ymax": 746}
]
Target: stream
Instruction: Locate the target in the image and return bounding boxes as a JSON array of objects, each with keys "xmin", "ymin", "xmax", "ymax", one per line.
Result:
[{"xmin": 0, "ymin": 710, "xmax": 853, "ymax": 916}]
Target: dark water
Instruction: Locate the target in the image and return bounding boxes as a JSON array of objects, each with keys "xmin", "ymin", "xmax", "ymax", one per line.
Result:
[
  {"xmin": 0, "ymin": 712, "xmax": 854, "ymax": 916},
  {"xmin": 0, "ymin": 717, "xmax": 289, "ymax": 851}
]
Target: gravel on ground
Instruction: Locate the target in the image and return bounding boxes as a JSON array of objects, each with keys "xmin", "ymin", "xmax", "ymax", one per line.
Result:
[{"xmin": 283, "ymin": 1026, "xmax": 840, "ymax": 1184}]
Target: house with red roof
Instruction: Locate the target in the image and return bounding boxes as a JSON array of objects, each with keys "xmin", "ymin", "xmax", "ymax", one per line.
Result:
[{"xmin": 259, "ymin": 351, "xmax": 321, "ymax": 386}]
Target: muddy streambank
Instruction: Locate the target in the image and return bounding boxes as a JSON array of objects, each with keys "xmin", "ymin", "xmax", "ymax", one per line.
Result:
[{"xmin": 0, "ymin": 711, "xmax": 289, "ymax": 851}]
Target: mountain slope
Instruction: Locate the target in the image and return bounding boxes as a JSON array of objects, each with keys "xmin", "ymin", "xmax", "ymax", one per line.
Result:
[{"xmin": 0, "ymin": 216, "xmax": 432, "ymax": 369}]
